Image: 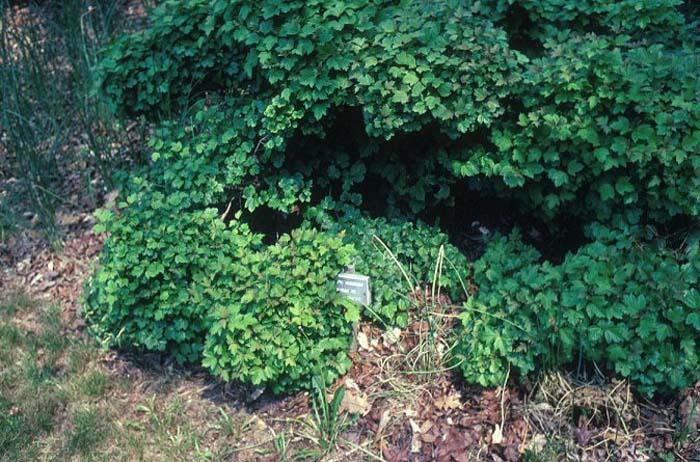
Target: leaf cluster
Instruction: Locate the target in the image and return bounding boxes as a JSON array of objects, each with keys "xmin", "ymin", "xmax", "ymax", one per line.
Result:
[
  {"xmin": 202, "ymin": 226, "xmax": 358, "ymax": 394},
  {"xmin": 97, "ymin": 0, "xmax": 700, "ymax": 222},
  {"xmin": 84, "ymin": 196, "xmax": 261, "ymax": 363}
]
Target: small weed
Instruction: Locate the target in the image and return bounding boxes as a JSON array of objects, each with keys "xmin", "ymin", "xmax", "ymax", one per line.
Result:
[
  {"xmin": 0, "ymin": 291, "xmax": 36, "ymax": 317},
  {"xmin": 272, "ymin": 431, "xmax": 289, "ymax": 461},
  {"xmin": 307, "ymin": 375, "xmax": 347, "ymax": 454},
  {"xmin": 0, "ymin": 388, "xmax": 64, "ymax": 462},
  {"xmin": 0, "ymin": 323, "xmax": 22, "ymax": 358},
  {"xmin": 656, "ymin": 451, "xmax": 677, "ymax": 462},
  {"xmin": 68, "ymin": 342, "xmax": 99, "ymax": 374},
  {"xmin": 215, "ymin": 406, "xmax": 240, "ymax": 438},
  {"xmin": 523, "ymin": 441, "xmax": 565, "ymax": 462},
  {"xmin": 39, "ymin": 327, "xmax": 69, "ymax": 356},
  {"xmin": 163, "ymin": 397, "xmax": 185, "ymax": 428},
  {"xmin": 22, "ymin": 390, "xmax": 64, "ymax": 434},
  {"xmin": 0, "ymin": 397, "xmax": 31, "ymax": 461},
  {"xmin": 23, "ymin": 351, "xmax": 54, "ymax": 386},
  {"xmin": 135, "ymin": 395, "xmax": 160, "ymax": 428}
]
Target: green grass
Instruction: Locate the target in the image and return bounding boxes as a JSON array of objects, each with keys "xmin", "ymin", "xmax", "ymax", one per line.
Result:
[
  {"xmin": 0, "ymin": 291, "xmax": 299, "ymax": 462},
  {"xmin": 0, "ymin": 296, "xmax": 67, "ymax": 462},
  {"xmin": 66, "ymin": 406, "xmax": 109, "ymax": 455}
]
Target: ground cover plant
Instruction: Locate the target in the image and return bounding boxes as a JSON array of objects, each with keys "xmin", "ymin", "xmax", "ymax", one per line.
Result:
[
  {"xmin": 85, "ymin": 0, "xmax": 700, "ymax": 401},
  {"xmin": 202, "ymin": 226, "xmax": 359, "ymax": 393}
]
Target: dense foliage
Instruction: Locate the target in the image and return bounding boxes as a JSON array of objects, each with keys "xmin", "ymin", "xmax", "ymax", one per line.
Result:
[
  {"xmin": 202, "ymin": 227, "xmax": 358, "ymax": 393},
  {"xmin": 84, "ymin": 197, "xmax": 262, "ymax": 363},
  {"xmin": 459, "ymin": 226, "xmax": 700, "ymax": 397},
  {"xmin": 87, "ymin": 0, "xmax": 700, "ymax": 395},
  {"xmin": 97, "ymin": 0, "xmax": 700, "ymax": 221},
  {"xmin": 458, "ymin": 34, "xmax": 700, "ymax": 220}
]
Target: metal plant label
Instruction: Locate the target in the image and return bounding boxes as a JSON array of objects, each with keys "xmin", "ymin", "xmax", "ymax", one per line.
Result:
[{"xmin": 337, "ymin": 267, "xmax": 371, "ymax": 306}]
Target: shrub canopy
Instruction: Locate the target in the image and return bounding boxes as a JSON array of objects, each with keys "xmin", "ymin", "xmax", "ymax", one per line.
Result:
[{"xmin": 98, "ymin": 0, "xmax": 700, "ymax": 220}]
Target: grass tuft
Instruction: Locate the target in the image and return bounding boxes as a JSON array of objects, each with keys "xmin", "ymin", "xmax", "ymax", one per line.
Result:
[
  {"xmin": 77, "ymin": 369, "xmax": 111, "ymax": 398},
  {"xmin": 66, "ymin": 406, "xmax": 109, "ymax": 455}
]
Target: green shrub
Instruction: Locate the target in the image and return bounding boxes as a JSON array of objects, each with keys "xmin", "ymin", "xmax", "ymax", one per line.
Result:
[
  {"xmin": 96, "ymin": 0, "xmax": 526, "ymax": 214},
  {"xmin": 202, "ymin": 227, "xmax": 358, "ymax": 393},
  {"xmin": 484, "ymin": 0, "xmax": 690, "ymax": 39},
  {"xmin": 456, "ymin": 230, "xmax": 571, "ymax": 387},
  {"xmin": 564, "ymin": 225, "xmax": 700, "ymax": 397},
  {"xmin": 84, "ymin": 189, "xmax": 263, "ymax": 363},
  {"xmin": 87, "ymin": 0, "xmax": 700, "ymax": 397},
  {"xmin": 143, "ymin": 99, "xmax": 312, "ymax": 215},
  {"xmin": 98, "ymin": 0, "xmax": 522, "ymax": 132},
  {"xmin": 458, "ymin": 227, "xmax": 700, "ymax": 397},
  {"xmin": 96, "ymin": 0, "xmax": 250, "ymax": 118}
]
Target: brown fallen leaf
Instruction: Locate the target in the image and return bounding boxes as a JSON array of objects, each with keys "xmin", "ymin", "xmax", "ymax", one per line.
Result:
[
  {"xmin": 435, "ymin": 393, "xmax": 462, "ymax": 411},
  {"xmin": 574, "ymin": 421, "xmax": 593, "ymax": 446},
  {"xmin": 409, "ymin": 418, "xmax": 422, "ymax": 453},
  {"xmin": 524, "ymin": 433, "xmax": 546, "ymax": 454},
  {"xmin": 381, "ymin": 327, "xmax": 402, "ymax": 347},
  {"xmin": 503, "ymin": 444, "xmax": 519, "ymax": 462},
  {"xmin": 340, "ymin": 378, "xmax": 371, "ymax": 416}
]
